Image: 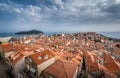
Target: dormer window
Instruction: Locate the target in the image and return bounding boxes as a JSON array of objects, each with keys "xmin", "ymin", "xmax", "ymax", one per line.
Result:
[
  {"xmin": 38, "ymin": 56, "xmax": 42, "ymax": 60},
  {"xmin": 44, "ymin": 55, "xmax": 48, "ymax": 59}
]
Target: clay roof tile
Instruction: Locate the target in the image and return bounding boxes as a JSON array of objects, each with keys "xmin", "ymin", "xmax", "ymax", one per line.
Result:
[{"xmin": 45, "ymin": 59, "xmax": 78, "ymax": 78}]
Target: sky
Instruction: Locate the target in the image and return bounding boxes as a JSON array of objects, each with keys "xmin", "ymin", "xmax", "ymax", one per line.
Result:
[{"xmin": 0, "ymin": 0, "xmax": 120, "ymax": 33}]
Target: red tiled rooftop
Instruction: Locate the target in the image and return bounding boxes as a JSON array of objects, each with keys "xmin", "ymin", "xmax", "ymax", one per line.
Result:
[
  {"xmin": 84, "ymin": 51, "xmax": 95, "ymax": 63},
  {"xmin": 98, "ymin": 63, "xmax": 115, "ymax": 78},
  {"xmin": 0, "ymin": 42, "xmax": 13, "ymax": 52},
  {"xmin": 20, "ymin": 51, "xmax": 35, "ymax": 56},
  {"xmin": 8, "ymin": 52, "xmax": 24, "ymax": 65},
  {"xmin": 103, "ymin": 54, "xmax": 120, "ymax": 74},
  {"xmin": 113, "ymin": 49, "xmax": 120, "ymax": 54},
  {"xmin": 29, "ymin": 50, "xmax": 55, "ymax": 65},
  {"xmin": 75, "ymin": 54, "xmax": 82, "ymax": 61},
  {"xmin": 71, "ymin": 58, "xmax": 81, "ymax": 66},
  {"xmin": 63, "ymin": 52, "xmax": 74, "ymax": 58},
  {"xmin": 45, "ymin": 59, "xmax": 78, "ymax": 78}
]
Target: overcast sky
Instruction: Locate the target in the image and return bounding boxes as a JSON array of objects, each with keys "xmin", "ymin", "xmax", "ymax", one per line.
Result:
[{"xmin": 0, "ymin": 0, "xmax": 120, "ymax": 33}]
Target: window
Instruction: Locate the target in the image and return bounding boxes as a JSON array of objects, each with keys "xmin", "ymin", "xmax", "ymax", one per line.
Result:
[
  {"xmin": 38, "ymin": 56, "xmax": 42, "ymax": 60},
  {"xmin": 18, "ymin": 73, "xmax": 23, "ymax": 78},
  {"xmin": 30, "ymin": 67, "xmax": 36, "ymax": 75},
  {"xmin": 44, "ymin": 55, "xmax": 48, "ymax": 59},
  {"xmin": 27, "ymin": 65, "xmax": 30, "ymax": 70},
  {"xmin": 49, "ymin": 75, "xmax": 53, "ymax": 78}
]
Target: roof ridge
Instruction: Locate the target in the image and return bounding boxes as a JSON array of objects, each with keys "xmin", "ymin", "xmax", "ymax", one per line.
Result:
[
  {"xmin": 113, "ymin": 58, "xmax": 120, "ymax": 70},
  {"xmin": 109, "ymin": 55, "xmax": 120, "ymax": 72},
  {"xmin": 87, "ymin": 52, "xmax": 95, "ymax": 62},
  {"xmin": 62, "ymin": 60, "xmax": 69, "ymax": 78},
  {"xmin": 11, "ymin": 52, "xmax": 19, "ymax": 57},
  {"xmin": 98, "ymin": 63, "xmax": 115, "ymax": 77}
]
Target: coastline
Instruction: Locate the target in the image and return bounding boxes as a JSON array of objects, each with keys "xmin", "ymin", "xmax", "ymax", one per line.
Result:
[{"xmin": 0, "ymin": 32, "xmax": 120, "ymax": 39}]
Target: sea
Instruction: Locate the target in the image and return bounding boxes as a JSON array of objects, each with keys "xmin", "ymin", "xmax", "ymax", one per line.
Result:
[{"xmin": 0, "ymin": 32, "xmax": 120, "ymax": 39}]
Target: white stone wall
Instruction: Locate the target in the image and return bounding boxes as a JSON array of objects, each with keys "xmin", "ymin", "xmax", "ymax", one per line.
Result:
[
  {"xmin": 5, "ymin": 51, "xmax": 14, "ymax": 58},
  {"xmin": 0, "ymin": 37, "xmax": 11, "ymax": 42},
  {"xmin": 13, "ymin": 57, "xmax": 26, "ymax": 78},
  {"xmin": 73, "ymin": 68, "xmax": 78, "ymax": 78}
]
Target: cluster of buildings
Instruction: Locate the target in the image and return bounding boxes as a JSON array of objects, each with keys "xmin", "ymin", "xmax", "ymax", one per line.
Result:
[{"xmin": 0, "ymin": 32, "xmax": 120, "ymax": 78}]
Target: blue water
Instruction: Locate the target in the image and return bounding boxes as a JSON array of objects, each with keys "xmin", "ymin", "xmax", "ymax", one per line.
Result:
[
  {"xmin": 0, "ymin": 32, "xmax": 120, "ymax": 39},
  {"xmin": 0, "ymin": 32, "xmax": 16, "ymax": 37},
  {"xmin": 0, "ymin": 32, "xmax": 56, "ymax": 37},
  {"xmin": 98, "ymin": 32, "xmax": 120, "ymax": 39}
]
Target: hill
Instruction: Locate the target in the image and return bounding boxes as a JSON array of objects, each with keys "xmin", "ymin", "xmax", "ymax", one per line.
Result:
[{"xmin": 15, "ymin": 30, "xmax": 43, "ymax": 35}]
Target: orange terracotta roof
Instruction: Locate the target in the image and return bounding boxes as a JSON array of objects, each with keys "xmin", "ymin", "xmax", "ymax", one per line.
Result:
[
  {"xmin": 75, "ymin": 54, "xmax": 82, "ymax": 61},
  {"xmin": 86, "ymin": 58, "xmax": 115, "ymax": 78},
  {"xmin": 113, "ymin": 49, "xmax": 120, "ymax": 54},
  {"xmin": 98, "ymin": 63, "xmax": 115, "ymax": 78},
  {"xmin": 115, "ymin": 58, "xmax": 120, "ymax": 64},
  {"xmin": 8, "ymin": 52, "xmax": 24, "ymax": 65},
  {"xmin": 29, "ymin": 50, "xmax": 55, "ymax": 65},
  {"xmin": 20, "ymin": 51, "xmax": 35, "ymax": 56},
  {"xmin": 98, "ymin": 49, "xmax": 107, "ymax": 53},
  {"xmin": 63, "ymin": 52, "xmax": 74, "ymax": 58},
  {"xmin": 71, "ymin": 58, "xmax": 81, "ymax": 66},
  {"xmin": 84, "ymin": 51, "xmax": 95, "ymax": 62},
  {"xmin": 0, "ymin": 43, "xmax": 13, "ymax": 52},
  {"xmin": 103, "ymin": 54, "xmax": 120, "ymax": 74},
  {"xmin": 92, "ymin": 54, "xmax": 99, "ymax": 61},
  {"xmin": 45, "ymin": 59, "xmax": 78, "ymax": 78},
  {"xmin": 114, "ymin": 61, "xmax": 120, "ymax": 71}
]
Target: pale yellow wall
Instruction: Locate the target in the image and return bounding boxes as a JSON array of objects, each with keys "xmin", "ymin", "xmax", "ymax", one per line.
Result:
[
  {"xmin": 14, "ymin": 57, "xmax": 26, "ymax": 78},
  {"xmin": 37, "ymin": 57, "xmax": 56, "ymax": 77},
  {"xmin": 5, "ymin": 51, "xmax": 14, "ymax": 58}
]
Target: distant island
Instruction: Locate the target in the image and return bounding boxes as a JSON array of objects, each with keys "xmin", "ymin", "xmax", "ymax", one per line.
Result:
[{"xmin": 15, "ymin": 30, "xmax": 44, "ymax": 35}]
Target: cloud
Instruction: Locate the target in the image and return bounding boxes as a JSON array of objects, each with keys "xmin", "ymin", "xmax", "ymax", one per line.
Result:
[
  {"xmin": 1, "ymin": 0, "xmax": 120, "ymax": 23},
  {"xmin": 101, "ymin": 2, "xmax": 120, "ymax": 22},
  {"xmin": 102, "ymin": 3, "xmax": 120, "ymax": 15},
  {"xmin": 35, "ymin": 0, "xmax": 120, "ymax": 24},
  {"xmin": 0, "ymin": 1, "xmax": 42, "ymax": 22},
  {"xmin": 0, "ymin": 0, "xmax": 120, "ymax": 32}
]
